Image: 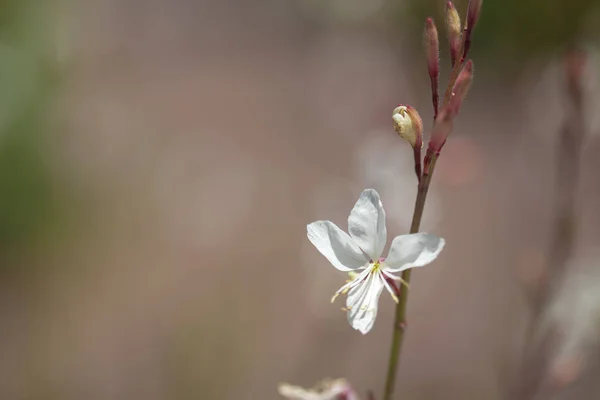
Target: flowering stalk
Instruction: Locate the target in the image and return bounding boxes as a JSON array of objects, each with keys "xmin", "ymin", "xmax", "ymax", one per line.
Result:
[
  {"xmin": 511, "ymin": 46, "xmax": 587, "ymax": 400},
  {"xmin": 442, "ymin": 0, "xmax": 480, "ymax": 107},
  {"xmin": 383, "ymin": 61, "xmax": 460, "ymax": 400},
  {"xmin": 382, "ymin": 156, "xmax": 435, "ymax": 400},
  {"xmin": 382, "ymin": 3, "xmax": 481, "ymax": 399}
]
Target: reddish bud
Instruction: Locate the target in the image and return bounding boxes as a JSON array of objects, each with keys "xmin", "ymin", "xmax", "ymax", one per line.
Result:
[
  {"xmin": 467, "ymin": 0, "xmax": 483, "ymax": 29},
  {"xmin": 427, "ymin": 108, "xmax": 454, "ymax": 154},
  {"xmin": 449, "ymin": 60, "xmax": 473, "ymax": 114},
  {"xmin": 462, "ymin": 0, "xmax": 482, "ymax": 62},
  {"xmin": 428, "ymin": 61, "xmax": 474, "ymax": 154},
  {"xmin": 445, "ymin": 2, "xmax": 461, "ymax": 66},
  {"xmin": 424, "ymin": 17, "xmax": 440, "ymax": 117},
  {"xmin": 424, "ymin": 18, "xmax": 440, "ymax": 79}
]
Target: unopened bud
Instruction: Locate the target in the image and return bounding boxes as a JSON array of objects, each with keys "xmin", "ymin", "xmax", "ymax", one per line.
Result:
[
  {"xmin": 392, "ymin": 105, "xmax": 423, "ymax": 148},
  {"xmin": 427, "ymin": 108, "xmax": 454, "ymax": 154},
  {"xmin": 424, "ymin": 18, "xmax": 440, "ymax": 83},
  {"xmin": 467, "ymin": 0, "xmax": 482, "ymax": 30},
  {"xmin": 428, "ymin": 61, "xmax": 474, "ymax": 153},
  {"xmin": 424, "ymin": 18, "xmax": 440, "ymax": 117},
  {"xmin": 449, "ymin": 60, "xmax": 473, "ymax": 113},
  {"xmin": 462, "ymin": 0, "xmax": 482, "ymax": 61},
  {"xmin": 445, "ymin": 2, "xmax": 461, "ymax": 66}
]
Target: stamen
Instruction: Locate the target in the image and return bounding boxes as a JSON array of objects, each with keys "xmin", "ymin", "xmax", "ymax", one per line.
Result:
[
  {"xmin": 330, "ymin": 267, "xmax": 371, "ymax": 303},
  {"xmin": 382, "ymin": 278, "xmax": 399, "ymax": 303},
  {"xmin": 397, "ymin": 276, "xmax": 410, "ymax": 289},
  {"xmin": 379, "ymin": 272, "xmax": 399, "ymax": 303},
  {"xmin": 382, "ymin": 269, "xmax": 411, "ymax": 290}
]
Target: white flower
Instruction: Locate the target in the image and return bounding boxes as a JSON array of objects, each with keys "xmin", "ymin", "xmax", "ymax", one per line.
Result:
[
  {"xmin": 278, "ymin": 378, "xmax": 359, "ymax": 400},
  {"xmin": 307, "ymin": 189, "xmax": 445, "ymax": 334}
]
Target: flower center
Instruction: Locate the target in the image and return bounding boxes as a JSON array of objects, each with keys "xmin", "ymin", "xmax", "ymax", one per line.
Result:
[
  {"xmin": 371, "ymin": 261, "xmax": 381, "ymax": 273},
  {"xmin": 370, "ymin": 257, "xmax": 385, "ymax": 273}
]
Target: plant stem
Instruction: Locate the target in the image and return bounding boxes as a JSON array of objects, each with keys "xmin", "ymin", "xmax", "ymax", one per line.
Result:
[
  {"xmin": 382, "ymin": 158, "xmax": 437, "ymax": 400},
  {"xmin": 511, "ymin": 46, "xmax": 586, "ymax": 400},
  {"xmin": 382, "ymin": 44, "xmax": 464, "ymax": 400}
]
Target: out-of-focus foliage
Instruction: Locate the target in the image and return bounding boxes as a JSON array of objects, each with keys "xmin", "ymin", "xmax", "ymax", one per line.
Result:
[
  {"xmin": 397, "ymin": 0, "xmax": 600, "ymax": 74},
  {"xmin": 293, "ymin": 0, "xmax": 387, "ymax": 24},
  {"xmin": 0, "ymin": 0, "xmax": 63, "ymax": 260}
]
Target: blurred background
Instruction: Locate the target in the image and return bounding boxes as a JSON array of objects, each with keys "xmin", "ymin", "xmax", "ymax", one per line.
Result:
[{"xmin": 2, "ymin": 0, "xmax": 600, "ymax": 399}]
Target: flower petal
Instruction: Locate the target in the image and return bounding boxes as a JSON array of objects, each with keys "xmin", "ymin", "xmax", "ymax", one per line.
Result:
[
  {"xmin": 278, "ymin": 379, "xmax": 358, "ymax": 400},
  {"xmin": 307, "ymin": 221, "xmax": 368, "ymax": 271},
  {"xmin": 383, "ymin": 233, "xmax": 445, "ymax": 272},
  {"xmin": 347, "ymin": 189, "xmax": 387, "ymax": 260},
  {"xmin": 346, "ymin": 271, "xmax": 384, "ymax": 334},
  {"xmin": 278, "ymin": 383, "xmax": 321, "ymax": 400}
]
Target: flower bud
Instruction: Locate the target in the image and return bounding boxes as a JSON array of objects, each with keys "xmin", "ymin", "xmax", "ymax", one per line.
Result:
[
  {"xmin": 462, "ymin": 0, "xmax": 482, "ymax": 61},
  {"xmin": 392, "ymin": 105, "xmax": 423, "ymax": 148},
  {"xmin": 467, "ymin": 0, "xmax": 482, "ymax": 30},
  {"xmin": 445, "ymin": 2, "xmax": 461, "ymax": 66},
  {"xmin": 424, "ymin": 17, "xmax": 440, "ymax": 81},
  {"xmin": 427, "ymin": 108, "xmax": 454, "ymax": 154},
  {"xmin": 449, "ymin": 60, "xmax": 473, "ymax": 114},
  {"xmin": 424, "ymin": 18, "xmax": 440, "ymax": 117},
  {"xmin": 428, "ymin": 61, "xmax": 474, "ymax": 154}
]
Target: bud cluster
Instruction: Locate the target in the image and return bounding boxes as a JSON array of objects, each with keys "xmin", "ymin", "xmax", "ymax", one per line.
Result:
[{"xmin": 393, "ymin": 0, "xmax": 482, "ymax": 180}]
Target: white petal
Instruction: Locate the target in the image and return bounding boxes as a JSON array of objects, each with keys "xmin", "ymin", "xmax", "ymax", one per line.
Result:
[
  {"xmin": 383, "ymin": 233, "xmax": 445, "ymax": 272},
  {"xmin": 278, "ymin": 379, "xmax": 356, "ymax": 400},
  {"xmin": 278, "ymin": 383, "xmax": 321, "ymax": 400},
  {"xmin": 346, "ymin": 271, "xmax": 384, "ymax": 334},
  {"xmin": 307, "ymin": 221, "xmax": 368, "ymax": 271},
  {"xmin": 347, "ymin": 189, "xmax": 387, "ymax": 261}
]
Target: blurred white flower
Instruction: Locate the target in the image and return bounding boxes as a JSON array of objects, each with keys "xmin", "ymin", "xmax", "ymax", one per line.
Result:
[
  {"xmin": 548, "ymin": 256, "xmax": 600, "ymax": 359},
  {"xmin": 278, "ymin": 378, "xmax": 360, "ymax": 400},
  {"xmin": 307, "ymin": 189, "xmax": 445, "ymax": 334},
  {"xmin": 522, "ymin": 50, "xmax": 600, "ymax": 146}
]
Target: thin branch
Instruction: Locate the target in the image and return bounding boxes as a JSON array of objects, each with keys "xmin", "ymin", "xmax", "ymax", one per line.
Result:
[{"xmin": 512, "ymin": 46, "xmax": 587, "ymax": 400}]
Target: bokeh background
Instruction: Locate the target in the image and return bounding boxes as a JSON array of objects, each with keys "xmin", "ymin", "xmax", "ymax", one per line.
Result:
[{"xmin": 2, "ymin": 0, "xmax": 600, "ymax": 399}]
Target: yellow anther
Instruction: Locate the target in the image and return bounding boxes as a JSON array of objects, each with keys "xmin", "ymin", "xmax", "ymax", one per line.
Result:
[
  {"xmin": 348, "ymin": 271, "xmax": 359, "ymax": 280},
  {"xmin": 398, "ymin": 276, "xmax": 410, "ymax": 289},
  {"xmin": 330, "ymin": 293, "xmax": 339, "ymax": 303}
]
